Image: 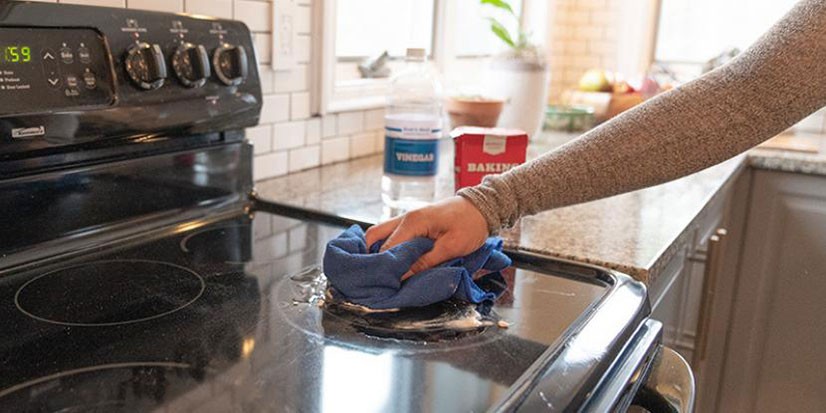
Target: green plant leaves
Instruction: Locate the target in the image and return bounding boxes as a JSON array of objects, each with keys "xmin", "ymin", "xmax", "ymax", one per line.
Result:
[
  {"xmin": 481, "ymin": 0, "xmax": 515, "ymax": 16},
  {"xmin": 487, "ymin": 17, "xmax": 515, "ymax": 48}
]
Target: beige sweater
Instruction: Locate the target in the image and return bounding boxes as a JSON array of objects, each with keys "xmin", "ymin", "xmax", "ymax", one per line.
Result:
[{"xmin": 459, "ymin": 0, "xmax": 826, "ymax": 232}]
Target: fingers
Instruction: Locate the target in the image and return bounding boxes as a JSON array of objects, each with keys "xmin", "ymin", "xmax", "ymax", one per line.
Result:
[
  {"xmin": 385, "ymin": 238, "xmax": 434, "ymax": 271},
  {"xmin": 380, "ymin": 211, "xmax": 429, "ymax": 252},
  {"xmin": 400, "ymin": 237, "xmax": 460, "ymax": 280},
  {"xmin": 364, "ymin": 216, "xmax": 402, "ymax": 248}
]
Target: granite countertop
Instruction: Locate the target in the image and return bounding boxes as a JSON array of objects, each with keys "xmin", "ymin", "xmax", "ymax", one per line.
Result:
[{"xmin": 254, "ymin": 130, "xmax": 826, "ymax": 287}]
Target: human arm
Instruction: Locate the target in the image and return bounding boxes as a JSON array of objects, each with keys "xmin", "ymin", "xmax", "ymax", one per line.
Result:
[{"xmin": 367, "ymin": 0, "xmax": 826, "ymax": 272}]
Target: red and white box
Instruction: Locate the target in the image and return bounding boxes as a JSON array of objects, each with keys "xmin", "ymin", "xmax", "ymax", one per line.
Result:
[{"xmin": 452, "ymin": 127, "xmax": 528, "ymax": 192}]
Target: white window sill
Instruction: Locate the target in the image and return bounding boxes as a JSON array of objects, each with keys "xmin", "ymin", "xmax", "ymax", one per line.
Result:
[{"xmin": 324, "ymin": 78, "xmax": 389, "ymax": 113}]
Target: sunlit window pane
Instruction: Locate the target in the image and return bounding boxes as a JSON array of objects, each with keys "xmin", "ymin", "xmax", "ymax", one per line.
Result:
[
  {"xmin": 656, "ymin": 0, "xmax": 797, "ymax": 63},
  {"xmin": 453, "ymin": 0, "xmax": 522, "ymax": 57},
  {"xmin": 335, "ymin": 0, "xmax": 435, "ymax": 58}
]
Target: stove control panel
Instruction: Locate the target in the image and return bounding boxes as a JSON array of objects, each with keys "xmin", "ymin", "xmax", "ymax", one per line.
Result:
[
  {"xmin": 0, "ymin": 1, "xmax": 262, "ymax": 149},
  {"xmin": 0, "ymin": 27, "xmax": 115, "ymax": 117}
]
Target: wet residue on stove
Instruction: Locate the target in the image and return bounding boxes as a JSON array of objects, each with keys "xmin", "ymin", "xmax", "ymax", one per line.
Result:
[{"xmin": 279, "ymin": 265, "xmax": 512, "ymax": 348}]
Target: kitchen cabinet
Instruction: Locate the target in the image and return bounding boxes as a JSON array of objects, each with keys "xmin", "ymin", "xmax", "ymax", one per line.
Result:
[
  {"xmin": 649, "ymin": 168, "xmax": 753, "ymax": 413},
  {"xmin": 715, "ymin": 170, "xmax": 826, "ymax": 412},
  {"xmin": 650, "ymin": 172, "xmax": 734, "ymax": 362}
]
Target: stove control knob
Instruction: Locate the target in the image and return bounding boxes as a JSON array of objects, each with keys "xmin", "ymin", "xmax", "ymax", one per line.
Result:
[
  {"xmin": 172, "ymin": 43, "xmax": 211, "ymax": 88},
  {"xmin": 213, "ymin": 44, "xmax": 248, "ymax": 86},
  {"xmin": 124, "ymin": 42, "xmax": 167, "ymax": 90}
]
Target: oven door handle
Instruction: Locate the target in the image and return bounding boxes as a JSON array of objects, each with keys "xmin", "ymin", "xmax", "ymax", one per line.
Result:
[{"xmin": 632, "ymin": 346, "xmax": 696, "ymax": 412}]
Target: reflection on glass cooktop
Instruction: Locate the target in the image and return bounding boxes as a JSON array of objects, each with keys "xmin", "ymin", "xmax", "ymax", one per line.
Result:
[{"xmin": 0, "ymin": 212, "xmax": 608, "ymax": 412}]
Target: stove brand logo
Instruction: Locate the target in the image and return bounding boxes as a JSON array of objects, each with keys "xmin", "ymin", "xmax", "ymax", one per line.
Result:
[{"xmin": 11, "ymin": 126, "xmax": 45, "ymax": 139}]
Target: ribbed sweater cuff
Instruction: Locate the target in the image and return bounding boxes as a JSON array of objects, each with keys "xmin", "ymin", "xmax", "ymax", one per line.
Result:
[{"xmin": 457, "ymin": 174, "xmax": 519, "ymax": 234}]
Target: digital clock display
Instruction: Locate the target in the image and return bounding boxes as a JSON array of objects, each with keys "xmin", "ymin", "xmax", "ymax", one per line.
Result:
[{"xmin": 1, "ymin": 46, "xmax": 32, "ymax": 63}]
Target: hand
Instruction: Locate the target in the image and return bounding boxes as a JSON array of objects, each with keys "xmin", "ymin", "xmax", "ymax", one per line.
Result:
[{"xmin": 365, "ymin": 196, "xmax": 490, "ymax": 280}]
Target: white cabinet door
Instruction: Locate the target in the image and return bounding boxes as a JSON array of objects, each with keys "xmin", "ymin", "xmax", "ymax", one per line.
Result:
[{"xmin": 718, "ymin": 170, "xmax": 826, "ymax": 412}]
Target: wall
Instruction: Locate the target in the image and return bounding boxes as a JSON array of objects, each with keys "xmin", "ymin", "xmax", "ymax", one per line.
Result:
[
  {"xmin": 544, "ymin": 0, "xmax": 659, "ymax": 102},
  {"xmin": 32, "ymin": 0, "xmax": 386, "ymax": 182},
  {"xmin": 545, "ymin": 0, "xmax": 622, "ymax": 102}
]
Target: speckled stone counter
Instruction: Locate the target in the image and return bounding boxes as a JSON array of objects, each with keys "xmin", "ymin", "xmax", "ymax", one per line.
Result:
[{"xmin": 254, "ymin": 131, "xmax": 826, "ymax": 288}]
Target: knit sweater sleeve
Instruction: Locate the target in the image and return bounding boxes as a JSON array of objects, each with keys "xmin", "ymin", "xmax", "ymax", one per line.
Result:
[{"xmin": 458, "ymin": 0, "xmax": 826, "ymax": 233}]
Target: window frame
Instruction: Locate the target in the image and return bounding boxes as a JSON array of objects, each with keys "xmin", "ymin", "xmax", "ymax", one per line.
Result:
[{"xmin": 316, "ymin": 0, "xmax": 531, "ymax": 115}]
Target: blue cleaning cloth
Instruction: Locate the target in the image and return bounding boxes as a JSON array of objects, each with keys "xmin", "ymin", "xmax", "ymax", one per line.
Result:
[{"xmin": 323, "ymin": 225, "xmax": 511, "ymax": 309}]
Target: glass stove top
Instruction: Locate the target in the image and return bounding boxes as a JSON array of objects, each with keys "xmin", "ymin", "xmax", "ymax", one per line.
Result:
[{"xmin": 0, "ymin": 211, "xmax": 608, "ymax": 412}]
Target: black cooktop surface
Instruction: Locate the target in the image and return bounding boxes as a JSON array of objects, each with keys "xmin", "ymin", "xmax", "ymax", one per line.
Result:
[{"xmin": 0, "ymin": 212, "xmax": 608, "ymax": 412}]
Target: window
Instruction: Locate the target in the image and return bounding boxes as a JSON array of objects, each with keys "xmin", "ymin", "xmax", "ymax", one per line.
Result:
[
  {"xmin": 335, "ymin": 0, "xmax": 435, "ymax": 59},
  {"xmin": 450, "ymin": 0, "xmax": 521, "ymax": 58},
  {"xmin": 320, "ymin": 0, "xmax": 535, "ymax": 113},
  {"xmin": 654, "ymin": 0, "xmax": 798, "ymax": 79}
]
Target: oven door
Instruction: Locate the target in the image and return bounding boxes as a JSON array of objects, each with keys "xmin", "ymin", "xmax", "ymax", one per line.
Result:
[
  {"xmin": 574, "ymin": 317, "xmax": 695, "ymax": 413},
  {"xmin": 632, "ymin": 346, "xmax": 695, "ymax": 412}
]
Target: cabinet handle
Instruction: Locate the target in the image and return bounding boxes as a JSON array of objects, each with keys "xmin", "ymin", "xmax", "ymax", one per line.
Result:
[{"xmin": 693, "ymin": 228, "xmax": 727, "ymax": 368}]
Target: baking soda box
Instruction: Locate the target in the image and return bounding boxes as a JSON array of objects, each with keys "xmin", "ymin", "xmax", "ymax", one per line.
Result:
[{"xmin": 452, "ymin": 127, "xmax": 528, "ymax": 191}]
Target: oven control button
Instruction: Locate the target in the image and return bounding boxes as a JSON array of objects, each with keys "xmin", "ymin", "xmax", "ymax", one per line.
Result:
[
  {"xmin": 172, "ymin": 43, "xmax": 210, "ymax": 88},
  {"xmin": 212, "ymin": 44, "xmax": 248, "ymax": 86},
  {"xmin": 59, "ymin": 46, "xmax": 74, "ymax": 64},
  {"xmin": 78, "ymin": 46, "xmax": 92, "ymax": 64},
  {"xmin": 83, "ymin": 70, "xmax": 97, "ymax": 89},
  {"xmin": 124, "ymin": 42, "xmax": 167, "ymax": 90}
]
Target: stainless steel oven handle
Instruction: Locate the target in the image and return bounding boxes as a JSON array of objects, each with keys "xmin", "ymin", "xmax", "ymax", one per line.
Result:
[{"xmin": 636, "ymin": 346, "xmax": 695, "ymax": 412}]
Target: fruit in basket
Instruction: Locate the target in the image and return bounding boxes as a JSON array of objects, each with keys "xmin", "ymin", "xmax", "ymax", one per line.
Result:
[{"xmin": 578, "ymin": 69, "xmax": 613, "ymax": 92}]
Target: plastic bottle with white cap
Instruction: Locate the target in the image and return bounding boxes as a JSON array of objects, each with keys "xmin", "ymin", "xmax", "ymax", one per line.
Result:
[{"xmin": 381, "ymin": 48, "xmax": 444, "ymax": 211}]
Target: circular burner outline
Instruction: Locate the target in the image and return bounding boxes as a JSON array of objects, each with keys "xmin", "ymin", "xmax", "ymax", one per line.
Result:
[
  {"xmin": 0, "ymin": 361, "xmax": 192, "ymax": 399},
  {"xmin": 180, "ymin": 223, "xmax": 318, "ymax": 266},
  {"xmin": 179, "ymin": 225, "xmax": 251, "ymax": 254},
  {"xmin": 14, "ymin": 259, "xmax": 206, "ymax": 327}
]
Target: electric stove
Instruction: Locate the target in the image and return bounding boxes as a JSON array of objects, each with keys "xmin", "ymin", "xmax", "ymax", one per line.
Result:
[{"xmin": 0, "ymin": 2, "xmax": 693, "ymax": 412}]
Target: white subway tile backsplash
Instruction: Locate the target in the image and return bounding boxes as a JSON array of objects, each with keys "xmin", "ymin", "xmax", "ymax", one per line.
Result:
[
  {"xmin": 257, "ymin": 65, "xmax": 274, "ymax": 94},
  {"xmin": 337, "ymin": 111, "xmax": 364, "ymax": 135},
  {"xmin": 376, "ymin": 130, "xmax": 386, "ymax": 152},
  {"xmin": 295, "ymin": 4, "xmax": 312, "ymax": 34},
  {"xmin": 184, "ymin": 0, "xmax": 232, "ymax": 19},
  {"xmin": 233, "ymin": 0, "xmax": 271, "ymax": 32},
  {"xmin": 322, "ymin": 115, "xmax": 337, "ymax": 138},
  {"xmin": 288, "ymin": 145, "xmax": 320, "ymax": 172},
  {"xmin": 253, "ymin": 151, "xmax": 288, "ymax": 180},
  {"xmin": 306, "ymin": 117, "xmax": 321, "ymax": 145},
  {"xmin": 364, "ymin": 108, "xmax": 385, "ymax": 130},
  {"xmin": 247, "ymin": 125, "xmax": 272, "ymax": 155},
  {"xmin": 274, "ymin": 64, "xmax": 309, "ymax": 93},
  {"xmin": 61, "ymin": 0, "xmax": 125, "ymax": 6},
  {"xmin": 253, "ymin": 33, "xmax": 272, "ymax": 64},
  {"xmin": 321, "ymin": 137, "xmax": 350, "ymax": 165},
  {"xmin": 295, "ymin": 34, "xmax": 311, "ymax": 63},
  {"xmin": 128, "ymin": 0, "xmax": 183, "ymax": 13},
  {"xmin": 260, "ymin": 94, "xmax": 290, "ymax": 124},
  {"xmin": 349, "ymin": 132, "xmax": 376, "ymax": 158},
  {"xmin": 291, "ymin": 92, "xmax": 311, "ymax": 120},
  {"xmin": 273, "ymin": 121, "xmax": 306, "ymax": 150}
]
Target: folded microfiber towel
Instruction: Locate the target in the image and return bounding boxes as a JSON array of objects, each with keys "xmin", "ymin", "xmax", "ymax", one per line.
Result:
[{"xmin": 323, "ymin": 225, "xmax": 511, "ymax": 310}]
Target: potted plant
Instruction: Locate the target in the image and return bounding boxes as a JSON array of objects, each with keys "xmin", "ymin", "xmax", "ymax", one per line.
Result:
[{"xmin": 482, "ymin": 0, "xmax": 550, "ymax": 138}]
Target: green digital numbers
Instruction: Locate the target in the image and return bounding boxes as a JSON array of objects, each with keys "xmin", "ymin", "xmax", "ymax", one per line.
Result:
[{"xmin": 2, "ymin": 46, "xmax": 32, "ymax": 63}]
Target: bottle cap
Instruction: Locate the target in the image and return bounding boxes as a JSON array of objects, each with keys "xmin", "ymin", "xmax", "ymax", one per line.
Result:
[{"xmin": 406, "ymin": 48, "xmax": 426, "ymax": 59}]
